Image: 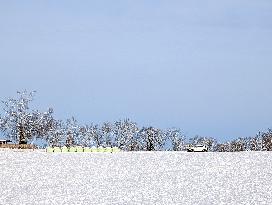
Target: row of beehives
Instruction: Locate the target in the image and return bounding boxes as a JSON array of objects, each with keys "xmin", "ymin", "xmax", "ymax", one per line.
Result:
[{"xmin": 46, "ymin": 146, "xmax": 121, "ymax": 153}]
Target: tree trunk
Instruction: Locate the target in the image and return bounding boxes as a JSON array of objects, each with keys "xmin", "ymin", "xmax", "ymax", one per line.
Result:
[{"xmin": 18, "ymin": 124, "xmax": 27, "ymax": 144}]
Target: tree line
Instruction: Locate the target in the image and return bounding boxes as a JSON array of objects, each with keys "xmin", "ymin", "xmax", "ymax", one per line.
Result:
[{"xmin": 0, "ymin": 91, "xmax": 271, "ymax": 151}]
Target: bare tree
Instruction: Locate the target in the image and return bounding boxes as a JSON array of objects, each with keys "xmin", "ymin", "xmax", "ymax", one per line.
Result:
[
  {"xmin": 261, "ymin": 129, "xmax": 272, "ymax": 151},
  {"xmin": 249, "ymin": 133, "xmax": 263, "ymax": 151},
  {"xmin": 229, "ymin": 138, "xmax": 247, "ymax": 152},
  {"xmin": 64, "ymin": 117, "xmax": 81, "ymax": 146},
  {"xmin": 83, "ymin": 124, "xmax": 103, "ymax": 147},
  {"xmin": 113, "ymin": 119, "xmax": 139, "ymax": 151},
  {"xmin": 166, "ymin": 128, "xmax": 186, "ymax": 151},
  {"xmin": 101, "ymin": 122, "xmax": 113, "ymax": 147},
  {"xmin": 0, "ymin": 90, "xmax": 56, "ymax": 144},
  {"xmin": 138, "ymin": 126, "xmax": 165, "ymax": 151},
  {"xmin": 46, "ymin": 120, "xmax": 65, "ymax": 147},
  {"xmin": 214, "ymin": 142, "xmax": 230, "ymax": 152},
  {"xmin": 203, "ymin": 137, "xmax": 217, "ymax": 152}
]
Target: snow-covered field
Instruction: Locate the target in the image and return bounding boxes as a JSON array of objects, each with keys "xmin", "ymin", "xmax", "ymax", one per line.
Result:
[{"xmin": 0, "ymin": 150, "xmax": 271, "ymax": 205}]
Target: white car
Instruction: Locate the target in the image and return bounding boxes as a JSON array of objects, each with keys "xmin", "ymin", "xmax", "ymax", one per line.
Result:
[{"xmin": 187, "ymin": 144, "xmax": 208, "ymax": 152}]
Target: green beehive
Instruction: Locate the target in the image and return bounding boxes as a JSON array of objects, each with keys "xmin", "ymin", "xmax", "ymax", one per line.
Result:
[
  {"xmin": 112, "ymin": 147, "xmax": 121, "ymax": 153},
  {"xmin": 91, "ymin": 146, "xmax": 98, "ymax": 152},
  {"xmin": 54, "ymin": 147, "xmax": 62, "ymax": 153},
  {"xmin": 46, "ymin": 147, "xmax": 54, "ymax": 153},
  {"xmin": 61, "ymin": 146, "xmax": 69, "ymax": 153},
  {"xmin": 97, "ymin": 146, "xmax": 104, "ymax": 152},
  {"xmin": 69, "ymin": 146, "xmax": 77, "ymax": 152},
  {"xmin": 84, "ymin": 147, "xmax": 92, "ymax": 152},
  {"xmin": 105, "ymin": 147, "xmax": 113, "ymax": 153},
  {"xmin": 76, "ymin": 146, "xmax": 84, "ymax": 152}
]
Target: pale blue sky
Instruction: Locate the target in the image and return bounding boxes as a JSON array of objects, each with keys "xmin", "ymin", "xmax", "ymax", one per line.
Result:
[{"xmin": 0, "ymin": 1, "xmax": 272, "ymax": 141}]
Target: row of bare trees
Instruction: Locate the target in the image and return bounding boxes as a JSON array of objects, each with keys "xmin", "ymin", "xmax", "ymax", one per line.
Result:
[
  {"xmin": 0, "ymin": 91, "xmax": 272, "ymax": 151},
  {"xmin": 214, "ymin": 131, "xmax": 272, "ymax": 152}
]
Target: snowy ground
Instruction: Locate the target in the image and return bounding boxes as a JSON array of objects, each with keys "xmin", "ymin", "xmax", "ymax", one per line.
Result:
[{"xmin": 0, "ymin": 150, "xmax": 271, "ymax": 205}]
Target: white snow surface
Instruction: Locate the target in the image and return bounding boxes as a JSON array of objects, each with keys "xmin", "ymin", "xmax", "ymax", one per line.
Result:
[{"xmin": 0, "ymin": 150, "xmax": 271, "ymax": 205}]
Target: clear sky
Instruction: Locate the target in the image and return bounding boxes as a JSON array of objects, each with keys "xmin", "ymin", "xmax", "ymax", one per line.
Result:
[{"xmin": 0, "ymin": 0, "xmax": 272, "ymax": 142}]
